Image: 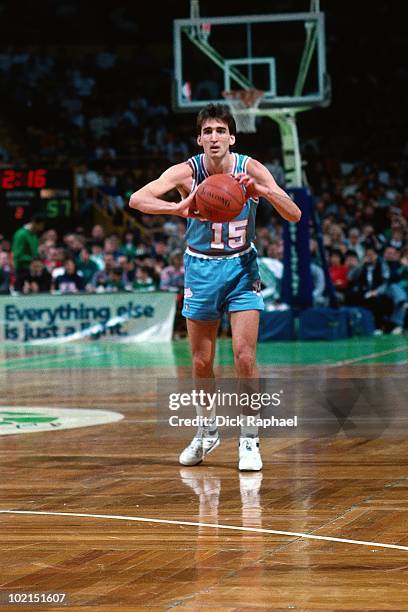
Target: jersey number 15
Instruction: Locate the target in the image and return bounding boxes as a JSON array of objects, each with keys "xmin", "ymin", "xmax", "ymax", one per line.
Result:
[{"xmin": 210, "ymin": 220, "xmax": 248, "ymax": 250}]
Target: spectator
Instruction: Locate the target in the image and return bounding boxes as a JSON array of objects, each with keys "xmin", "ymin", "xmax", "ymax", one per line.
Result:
[
  {"xmin": 106, "ymin": 267, "xmax": 125, "ymax": 292},
  {"xmin": 397, "ymin": 247, "xmax": 408, "ymax": 303},
  {"xmin": 77, "ymin": 246, "xmax": 99, "ymax": 287},
  {"xmin": 89, "ymin": 242, "xmax": 105, "ymax": 270},
  {"xmin": 104, "ymin": 235, "xmax": 121, "ymax": 257},
  {"xmin": 43, "ymin": 245, "xmax": 60, "ymax": 272},
  {"xmin": 329, "ymin": 249, "xmax": 349, "ymax": 293},
  {"xmin": 91, "ymin": 224, "xmax": 105, "ymax": 242},
  {"xmin": 70, "ymin": 234, "xmax": 86, "ymax": 260},
  {"xmin": 53, "ymin": 258, "xmax": 85, "ymax": 293},
  {"xmin": 49, "ymin": 247, "xmax": 67, "ymax": 279},
  {"xmin": 116, "ymin": 254, "xmax": 136, "ymax": 288},
  {"xmin": 389, "ymin": 226, "xmax": 405, "ymax": 251},
  {"xmin": 160, "ymin": 250, "xmax": 184, "ymax": 292},
  {"xmin": 344, "ymin": 250, "xmax": 360, "ymax": 277},
  {"xmin": 90, "ymin": 253, "xmax": 116, "ymax": 290},
  {"xmin": 0, "ymin": 251, "xmax": 12, "ymax": 294},
  {"xmin": 347, "ymin": 247, "xmax": 405, "ymax": 333},
  {"xmin": 15, "ymin": 258, "xmax": 52, "ymax": 294},
  {"xmin": 121, "ymin": 231, "xmax": 137, "ymax": 258},
  {"xmin": 345, "ymin": 228, "xmax": 365, "ymax": 260},
  {"xmin": 75, "ymin": 163, "xmax": 102, "ymax": 213},
  {"xmin": 383, "ymin": 246, "xmax": 402, "ymax": 283},
  {"xmin": 258, "ymin": 240, "xmax": 284, "ymax": 302},
  {"xmin": 132, "ymin": 266, "xmax": 156, "ymax": 291},
  {"xmin": 11, "ymin": 214, "xmax": 46, "ymax": 286}
]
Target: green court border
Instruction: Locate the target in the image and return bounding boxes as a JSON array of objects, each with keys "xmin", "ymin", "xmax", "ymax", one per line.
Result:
[{"xmin": 0, "ymin": 336, "xmax": 406, "ymax": 370}]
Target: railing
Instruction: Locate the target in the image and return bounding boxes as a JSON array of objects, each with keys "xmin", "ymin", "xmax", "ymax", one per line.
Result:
[{"xmin": 90, "ymin": 186, "xmax": 166, "ymax": 237}]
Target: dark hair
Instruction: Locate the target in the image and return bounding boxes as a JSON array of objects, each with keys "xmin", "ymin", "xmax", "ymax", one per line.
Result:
[
  {"xmin": 32, "ymin": 212, "xmax": 47, "ymax": 223},
  {"xmin": 330, "ymin": 248, "xmax": 343, "ymax": 261},
  {"xmin": 89, "ymin": 240, "xmax": 103, "ymax": 249},
  {"xmin": 364, "ymin": 244, "xmax": 377, "ymax": 253},
  {"xmin": 196, "ymin": 103, "xmax": 236, "ymax": 136}
]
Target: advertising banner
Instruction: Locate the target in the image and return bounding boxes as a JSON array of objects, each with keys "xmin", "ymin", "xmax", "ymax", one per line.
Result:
[{"xmin": 0, "ymin": 292, "xmax": 177, "ymax": 344}]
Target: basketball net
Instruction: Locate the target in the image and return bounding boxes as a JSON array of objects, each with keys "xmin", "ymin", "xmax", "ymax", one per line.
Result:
[{"xmin": 222, "ymin": 89, "xmax": 264, "ymax": 133}]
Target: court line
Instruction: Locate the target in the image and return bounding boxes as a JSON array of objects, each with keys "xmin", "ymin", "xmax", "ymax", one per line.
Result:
[
  {"xmin": 0, "ymin": 348, "xmax": 105, "ymax": 370},
  {"xmin": 327, "ymin": 345, "xmax": 407, "ymax": 367},
  {"xmin": 1, "ymin": 510, "xmax": 408, "ymax": 552}
]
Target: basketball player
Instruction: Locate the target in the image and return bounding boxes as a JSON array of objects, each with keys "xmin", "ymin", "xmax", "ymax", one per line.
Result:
[{"xmin": 129, "ymin": 103, "xmax": 301, "ymax": 471}]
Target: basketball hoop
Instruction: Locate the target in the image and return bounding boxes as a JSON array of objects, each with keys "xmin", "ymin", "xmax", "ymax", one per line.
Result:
[{"xmin": 222, "ymin": 89, "xmax": 264, "ymax": 133}]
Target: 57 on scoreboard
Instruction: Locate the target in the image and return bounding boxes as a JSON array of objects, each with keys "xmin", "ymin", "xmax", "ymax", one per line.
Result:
[{"xmin": 0, "ymin": 168, "xmax": 74, "ymax": 223}]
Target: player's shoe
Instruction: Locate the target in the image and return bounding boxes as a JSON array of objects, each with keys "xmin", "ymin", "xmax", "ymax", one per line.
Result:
[
  {"xmin": 179, "ymin": 433, "xmax": 220, "ymax": 466},
  {"xmin": 238, "ymin": 437, "xmax": 263, "ymax": 471}
]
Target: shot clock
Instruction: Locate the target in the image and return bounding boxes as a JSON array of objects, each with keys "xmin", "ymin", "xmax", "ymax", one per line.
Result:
[{"xmin": 0, "ymin": 168, "xmax": 74, "ymax": 230}]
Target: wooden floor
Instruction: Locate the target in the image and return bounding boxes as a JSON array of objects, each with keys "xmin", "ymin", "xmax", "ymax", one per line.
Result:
[{"xmin": 1, "ymin": 339, "xmax": 408, "ymax": 610}]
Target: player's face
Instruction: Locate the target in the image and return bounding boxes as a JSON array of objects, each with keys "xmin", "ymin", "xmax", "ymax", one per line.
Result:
[{"xmin": 197, "ymin": 119, "xmax": 235, "ymax": 159}]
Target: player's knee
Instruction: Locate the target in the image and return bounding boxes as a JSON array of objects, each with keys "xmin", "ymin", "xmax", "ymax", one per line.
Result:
[
  {"xmin": 192, "ymin": 354, "xmax": 213, "ymax": 376},
  {"xmin": 234, "ymin": 348, "xmax": 256, "ymax": 376}
]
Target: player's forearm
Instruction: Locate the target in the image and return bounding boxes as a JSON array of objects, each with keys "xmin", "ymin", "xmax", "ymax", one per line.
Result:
[
  {"xmin": 265, "ymin": 191, "xmax": 302, "ymax": 223},
  {"xmin": 129, "ymin": 193, "xmax": 180, "ymax": 216}
]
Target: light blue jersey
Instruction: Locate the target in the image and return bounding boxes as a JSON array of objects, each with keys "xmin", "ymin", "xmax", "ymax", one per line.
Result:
[
  {"xmin": 182, "ymin": 152, "xmax": 264, "ymax": 321},
  {"xmin": 186, "ymin": 153, "xmax": 258, "ymax": 255}
]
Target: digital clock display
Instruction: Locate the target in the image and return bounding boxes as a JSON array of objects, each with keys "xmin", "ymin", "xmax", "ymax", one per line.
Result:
[{"xmin": 0, "ymin": 168, "xmax": 48, "ymax": 189}]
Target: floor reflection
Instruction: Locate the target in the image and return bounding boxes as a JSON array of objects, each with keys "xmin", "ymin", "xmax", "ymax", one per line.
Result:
[
  {"xmin": 179, "ymin": 468, "xmax": 264, "ymax": 528},
  {"xmin": 179, "ymin": 468, "xmax": 221, "ymax": 523},
  {"xmin": 239, "ymin": 472, "xmax": 263, "ymax": 528}
]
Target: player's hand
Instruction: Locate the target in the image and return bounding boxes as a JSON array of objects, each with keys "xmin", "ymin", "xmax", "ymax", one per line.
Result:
[
  {"xmin": 175, "ymin": 189, "xmax": 207, "ymax": 221},
  {"xmin": 234, "ymin": 172, "xmax": 264, "ymax": 199}
]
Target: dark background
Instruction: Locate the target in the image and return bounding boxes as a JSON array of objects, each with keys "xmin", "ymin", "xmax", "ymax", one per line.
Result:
[{"xmin": 0, "ymin": 0, "xmax": 407, "ymax": 160}]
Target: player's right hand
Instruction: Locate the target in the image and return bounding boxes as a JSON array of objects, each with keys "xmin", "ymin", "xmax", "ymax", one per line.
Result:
[{"xmin": 175, "ymin": 189, "xmax": 207, "ymax": 221}]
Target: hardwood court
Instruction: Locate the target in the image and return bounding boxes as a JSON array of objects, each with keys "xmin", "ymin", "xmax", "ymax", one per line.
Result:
[{"xmin": 0, "ymin": 336, "xmax": 407, "ymax": 610}]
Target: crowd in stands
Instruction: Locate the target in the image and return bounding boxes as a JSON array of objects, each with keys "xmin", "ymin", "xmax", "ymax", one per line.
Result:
[
  {"xmin": 0, "ymin": 45, "xmax": 191, "ymax": 170},
  {"xmin": 0, "ymin": 155, "xmax": 407, "ymax": 335},
  {"xmin": 1, "ymin": 217, "xmax": 185, "ymax": 296}
]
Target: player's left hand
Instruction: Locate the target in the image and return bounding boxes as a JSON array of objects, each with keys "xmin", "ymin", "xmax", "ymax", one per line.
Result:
[{"xmin": 234, "ymin": 172, "xmax": 266, "ymax": 199}]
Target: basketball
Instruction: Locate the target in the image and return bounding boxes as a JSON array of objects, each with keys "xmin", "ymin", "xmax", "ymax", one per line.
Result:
[{"xmin": 195, "ymin": 174, "xmax": 246, "ymax": 222}]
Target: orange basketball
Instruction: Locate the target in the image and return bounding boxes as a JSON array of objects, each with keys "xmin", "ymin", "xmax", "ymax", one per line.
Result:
[{"xmin": 195, "ymin": 174, "xmax": 245, "ymax": 222}]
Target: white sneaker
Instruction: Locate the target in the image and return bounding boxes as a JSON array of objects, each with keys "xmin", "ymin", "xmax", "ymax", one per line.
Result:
[
  {"xmin": 391, "ymin": 326, "xmax": 403, "ymax": 335},
  {"xmin": 179, "ymin": 433, "xmax": 220, "ymax": 466},
  {"xmin": 238, "ymin": 437, "xmax": 263, "ymax": 471}
]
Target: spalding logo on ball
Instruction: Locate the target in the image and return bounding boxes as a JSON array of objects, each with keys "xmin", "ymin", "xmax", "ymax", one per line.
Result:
[{"xmin": 195, "ymin": 174, "xmax": 246, "ymax": 222}]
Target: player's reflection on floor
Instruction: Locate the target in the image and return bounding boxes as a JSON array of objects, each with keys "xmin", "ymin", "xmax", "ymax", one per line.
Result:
[
  {"xmin": 239, "ymin": 472, "xmax": 263, "ymax": 528},
  {"xmin": 179, "ymin": 468, "xmax": 265, "ymax": 587},
  {"xmin": 179, "ymin": 469, "xmax": 263, "ymax": 528},
  {"xmin": 179, "ymin": 468, "xmax": 221, "ymax": 523}
]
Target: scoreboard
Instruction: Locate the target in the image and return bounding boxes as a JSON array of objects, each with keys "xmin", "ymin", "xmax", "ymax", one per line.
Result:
[{"xmin": 0, "ymin": 168, "xmax": 74, "ymax": 230}]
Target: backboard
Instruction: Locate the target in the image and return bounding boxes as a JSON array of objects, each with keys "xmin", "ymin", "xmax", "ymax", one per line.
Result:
[{"xmin": 173, "ymin": 9, "xmax": 329, "ymax": 112}]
